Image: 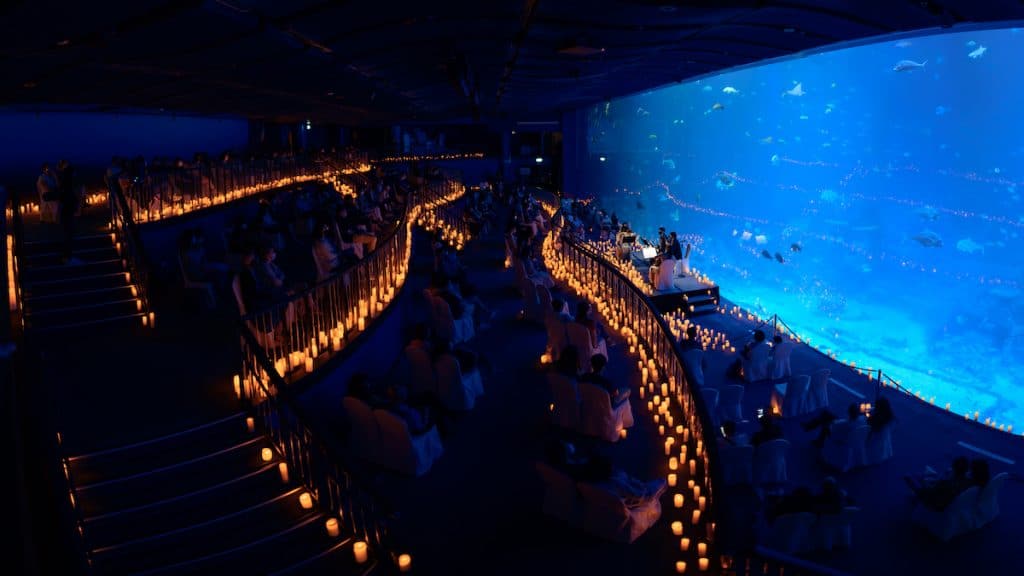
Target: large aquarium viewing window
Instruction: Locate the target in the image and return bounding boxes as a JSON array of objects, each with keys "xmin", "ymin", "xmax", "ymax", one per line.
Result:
[{"xmin": 582, "ymin": 27, "xmax": 1024, "ymax": 429}]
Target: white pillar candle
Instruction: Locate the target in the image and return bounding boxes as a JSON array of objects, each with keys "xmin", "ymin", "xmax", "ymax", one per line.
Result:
[
  {"xmin": 689, "ymin": 459, "xmax": 697, "ymax": 475},
  {"xmin": 674, "ymin": 493, "xmax": 684, "ymax": 508},
  {"xmin": 698, "ymin": 542, "xmax": 707, "ymax": 556},
  {"xmin": 299, "ymin": 492, "xmax": 313, "ymax": 509},
  {"xmin": 353, "ymin": 541, "xmax": 368, "ymax": 564},
  {"xmin": 699, "ymin": 558, "xmax": 709, "ymax": 572},
  {"xmin": 680, "ymin": 537, "xmax": 691, "ymax": 551},
  {"xmin": 692, "ymin": 509, "xmax": 701, "ymax": 525},
  {"xmin": 672, "ymin": 521, "xmax": 683, "ymax": 536},
  {"xmin": 699, "ymin": 496, "xmax": 706, "ymax": 511},
  {"xmin": 398, "ymin": 553, "xmax": 412, "ymax": 572},
  {"xmin": 278, "ymin": 462, "xmax": 289, "ymax": 483},
  {"xmin": 261, "ymin": 447, "xmax": 273, "ymax": 462},
  {"xmin": 668, "ymin": 473, "xmax": 677, "ymax": 487},
  {"xmin": 676, "ymin": 561, "xmax": 687, "ymax": 574},
  {"xmin": 325, "ymin": 517, "xmax": 340, "ymax": 537},
  {"xmin": 246, "ymin": 417, "xmax": 255, "ymax": 433}
]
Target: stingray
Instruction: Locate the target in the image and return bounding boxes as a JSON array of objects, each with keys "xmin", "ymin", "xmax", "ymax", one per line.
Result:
[
  {"xmin": 774, "ymin": 252, "xmax": 785, "ymax": 263},
  {"xmin": 761, "ymin": 249, "xmax": 773, "ymax": 259}
]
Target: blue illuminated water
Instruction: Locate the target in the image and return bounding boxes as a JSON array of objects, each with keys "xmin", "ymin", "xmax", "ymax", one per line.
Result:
[{"xmin": 584, "ymin": 28, "xmax": 1024, "ymax": 430}]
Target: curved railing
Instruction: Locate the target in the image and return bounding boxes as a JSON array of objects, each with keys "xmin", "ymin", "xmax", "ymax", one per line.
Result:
[
  {"xmin": 124, "ymin": 152, "xmax": 371, "ymax": 223},
  {"xmin": 110, "ymin": 177, "xmax": 154, "ymax": 326},
  {"xmin": 238, "ymin": 177, "xmax": 464, "ymax": 385},
  {"xmin": 541, "ymin": 204, "xmax": 725, "ymax": 568},
  {"xmin": 233, "ymin": 175, "xmax": 467, "ymax": 572}
]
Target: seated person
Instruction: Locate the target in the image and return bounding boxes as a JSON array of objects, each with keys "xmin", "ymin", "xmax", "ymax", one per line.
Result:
[
  {"xmin": 868, "ymin": 395, "xmax": 896, "ymax": 434},
  {"xmin": 814, "ymin": 476, "xmax": 855, "ymax": 515},
  {"xmin": 803, "ymin": 403, "xmax": 864, "ymax": 447},
  {"xmin": 751, "ymin": 413, "xmax": 784, "ymax": 446},
  {"xmin": 573, "ymin": 300, "xmax": 609, "ymax": 359},
  {"xmin": 905, "ymin": 455, "xmax": 972, "ymax": 511},
  {"xmin": 433, "ymin": 338, "xmax": 478, "ymax": 375},
  {"xmin": 454, "ymin": 277, "xmax": 494, "ymax": 329},
  {"xmin": 518, "ymin": 243, "xmax": 554, "ymax": 288},
  {"xmin": 311, "ymin": 223, "xmax": 341, "ymax": 278},
  {"xmin": 729, "ymin": 329, "xmax": 768, "ymax": 381},
  {"xmin": 578, "ymin": 353, "xmax": 630, "ymax": 407},
  {"xmin": 346, "ymin": 372, "xmax": 433, "ymax": 435},
  {"xmin": 718, "ymin": 420, "xmax": 750, "ymax": 448},
  {"xmin": 544, "ymin": 439, "xmax": 666, "ymax": 505}
]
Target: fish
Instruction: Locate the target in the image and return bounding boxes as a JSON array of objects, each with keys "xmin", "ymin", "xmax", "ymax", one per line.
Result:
[
  {"xmin": 754, "ymin": 234, "xmax": 768, "ymax": 245},
  {"xmin": 711, "ymin": 102, "xmax": 725, "ymax": 111},
  {"xmin": 912, "ymin": 230, "xmax": 943, "ymax": 248},
  {"xmin": 799, "ymin": 115, "xmax": 809, "ymax": 120},
  {"xmin": 740, "ymin": 230, "xmax": 753, "ymax": 241},
  {"xmin": 956, "ymin": 237, "xmax": 984, "ymax": 254},
  {"xmin": 770, "ymin": 154, "xmax": 780, "ymax": 166},
  {"xmin": 761, "ymin": 249, "xmax": 772, "ymax": 259},
  {"xmin": 790, "ymin": 243, "xmax": 802, "ymax": 252},
  {"xmin": 892, "ymin": 59, "xmax": 927, "ymax": 72},
  {"xmin": 783, "ymin": 82, "xmax": 805, "ymax": 97},
  {"xmin": 774, "ymin": 252, "xmax": 785, "ymax": 263},
  {"xmin": 702, "ymin": 85, "xmax": 713, "ymax": 92},
  {"xmin": 967, "ymin": 40, "xmax": 977, "ymax": 47},
  {"xmin": 968, "ymin": 45, "xmax": 987, "ymax": 59},
  {"xmin": 916, "ymin": 205, "xmax": 939, "ymax": 220},
  {"xmin": 722, "ymin": 86, "xmax": 740, "ymax": 94}
]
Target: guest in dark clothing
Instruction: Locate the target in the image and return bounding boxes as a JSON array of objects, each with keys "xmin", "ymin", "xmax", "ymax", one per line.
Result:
[
  {"xmin": 346, "ymin": 372, "xmax": 432, "ymax": 434},
  {"xmin": 680, "ymin": 325, "xmax": 702, "ymax": 351},
  {"xmin": 578, "ymin": 353, "xmax": 630, "ymax": 406},
  {"xmin": 868, "ymin": 395, "xmax": 896, "ymax": 433},
  {"xmin": 768, "ymin": 486, "xmax": 815, "ymax": 522},
  {"xmin": 905, "ymin": 456, "xmax": 972, "ymax": 511},
  {"xmin": 751, "ymin": 413, "xmax": 784, "ymax": 446},
  {"xmin": 815, "ymin": 476, "xmax": 855, "ymax": 515},
  {"xmin": 970, "ymin": 458, "xmax": 990, "ymax": 488},
  {"xmin": 803, "ymin": 402, "xmax": 863, "ymax": 446}
]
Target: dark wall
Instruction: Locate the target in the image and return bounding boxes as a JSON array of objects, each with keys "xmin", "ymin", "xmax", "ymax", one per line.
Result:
[{"xmin": 0, "ymin": 111, "xmax": 248, "ymax": 187}]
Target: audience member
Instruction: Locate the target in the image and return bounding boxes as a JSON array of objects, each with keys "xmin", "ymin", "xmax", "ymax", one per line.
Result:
[
  {"xmin": 751, "ymin": 413, "xmax": 784, "ymax": 446},
  {"xmin": 545, "ymin": 439, "xmax": 666, "ymax": 505},
  {"xmin": 578, "ymin": 353, "xmax": 630, "ymax": 407}
]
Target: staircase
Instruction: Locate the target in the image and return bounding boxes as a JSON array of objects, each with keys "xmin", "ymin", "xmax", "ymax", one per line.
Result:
[
  {"xmin": 18, "ymin": 223, "xmax": 145, "ymax": 335},
  {"xmin": 66, "ymin": 412, "xmax": 381, "ymax": 575},
  {"xmin": 682, "ymin": 286, "xmax": 720, "ymax": 317}
]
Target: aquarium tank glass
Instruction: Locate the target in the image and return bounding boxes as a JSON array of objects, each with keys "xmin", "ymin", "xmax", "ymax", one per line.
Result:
[{"xmin": 582, "ymin": 27, "xmax": 1023, "ymax": 429}]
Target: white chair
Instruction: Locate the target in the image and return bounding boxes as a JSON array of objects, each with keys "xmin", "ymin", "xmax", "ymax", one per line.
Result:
[
  {"xmin": 545, "ymin": 315, "xmax": 569, "ymax": 361},
  {"xmin": 566, "ymin": 322, "xmax": 599, "ymax": 374},
  {"xmin": 341, "ymin": 397, "xmax": 380, "ymax": 459},
  {"xmin": 719, "ymin": 444, "xmax": 754, "ymax": 486},
  {"xmin": 576, "ymin": 481, "xmax": 661, "ymax": 544},
  {"xmin": 656, "ymin": 258, "xmax": 675, "ymax": 291},
  {"xmin": 535, "ymin": 461, "xmax": 581, "ymax": 525},
  {"xmin": 911, "ymin": 486, "xmax": 980, "ymax": 542},
  {"xmin": 865, "ymin": 422, "xmax": 895, "ymax": 466},
  {"xmin": 578, "ymin": 381, "xmax": 633, "ymax": 442},
  {"xmin": 519, "ymin": 279, "xmax": 546, "ymax": 324},
  {"xmin": 718, "ymin": 384, "xmax": 745, "ymax": 423},
  {"xmin": 771, "ymin": 341, "xmax": 794, "ymax": 380},
  {"xmin": 804, "ymin": 369, "xmax": 831, "ymax": 412},
  {"xmin": 374, "ymin": 409, "xmax": 444, "ymax": 477},
  {"xmin": 404, "ymin": 345, "xmax": 436, "ymax": 399},
  {"xmin": 974, "ymin": 472, "xmax": 1009, "ymax": 528},
  {"xmin": 435, "ymin": 352, "xmax": 484, "ymax": 411},
  {"xmin": 772, "ymin": 374, "xmax": 810, "ymax": 418},
  {"xmin": 816, "ymin": 506, "xmax": 859, "ymax": 551},
  {"xmin": 821, "ymin": 423, "xmax": 870, "ymax": 473},
  {"xmin": 754, "ymin": 438, "xmax": 790, "ymax": 492},
  {"xmin": 548, "ymin": 372, "xmax": 580, "ymax": 430},
  {"xmin": 765, "ymin": 512, "xmax": 816, "ymax": 555}
]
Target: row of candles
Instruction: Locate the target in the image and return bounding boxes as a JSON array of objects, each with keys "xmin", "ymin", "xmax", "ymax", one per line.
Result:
[
  {"xmin": 541, "ymin": 212, "xmax": 719, "ymax": 573},
  {"xmin": 263, "ymin": 183, "xmax": 466, "ymax": 382},
  {"xmin": 256, "ymin": 441, "xmax": 412, "ymax": 572},
  {"xmin": 7, "ymin": 234, "xmax": 19, "ymax": 312},
  {"xmin": 661, "ymin": 309, "xmax": 736, "ymax": 353}
]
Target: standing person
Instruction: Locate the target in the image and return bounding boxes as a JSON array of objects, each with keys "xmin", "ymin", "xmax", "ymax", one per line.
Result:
[
  {"xmin": 57, "ymin": 159, "xmax": 81, "ymax": 265},
  {"xmin": 667, "ymin": 231, "xmax": 684, "ymax": 275}
]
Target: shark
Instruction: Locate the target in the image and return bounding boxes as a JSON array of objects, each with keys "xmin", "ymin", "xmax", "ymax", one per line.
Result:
[
  {"xmin": 892, "ymin": 59, "xmax": 927, "ymax": 72},
  {"xmin": 968, "ymin": 45, "xmax": 987, "ymax": 59},
  {"xmin": 783, "ymin": 82, "xmax": 804, "ymax": 97}
]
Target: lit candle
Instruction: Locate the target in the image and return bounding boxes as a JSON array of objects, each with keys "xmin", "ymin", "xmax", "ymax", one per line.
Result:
[
  {"xmin": 693, "ymin": 485, "xmax": 701, "ymax": 499},
  {"xmin": 676, "ymin": 561, "xmax": 687, "ymax": 574},
  {"xmin": 246, "ymin": 417, "xmax": 255, "ymax": 433},
  {"xmin": 659, "ymin": 425, "xmax": 665, "ymax": 436},
  {"xmin": 619, "ymin": 428, "xmax": 627, "ymax": 439},
  {"xmin": 398, "ymin": 553, "xmax": 412, "ymax": 572},
  {"xmin": 681, "ymin": 537, "xmax": 691, "ymax": 551},
  {"xmin": 692, "ymin": 509, "xmax": 701, "ymax": 525},
  {"xmin": 674, "ymin": 493, "xmax": 684, "ymax": 508},
  {"xmin": 325, "ymin": 517, "xmax": 340, "ymax": 537},
  {"xmin": 234, "ymin": 375, "xmax": 242, "ymax": 398},
  {"xmin": 278, "ymin": 462, "xmax": 289, "ymax": 483},
  {"xmin": 698, "ymin": 542, "xmax": 707, "ymax": 556},
  {"xmin": 305, "ymin": 355, "xmax": 314, "ymax": 373},
  {"xmin": 299, "ymin": 492, "xmax": 313, "ymax": 509},
  {"xmin": 672, "ymin": 521, "xmax": 683, "ymax": 536},
  {"xmin": 668, "ymin": 473, "xmax": 677, "ymax": 487},
  {"xmin": 669, "ymin": 457, "xmax": 678, "ymax": 471},
  {"xmin": 358, "ymin": 317, "xmax": 366, "ymax": 331},
  {"xmin": 261, "ymin": 447, "xmax": 273, "ymax": 462},
  {"xmin": 699, "ymin": 496, "xmax": 706, "ymax": 511},
  {"xmin": 689, "ymin": 459, "xmax": 697, "ymax": 475},
  {"xmin": 354, "ymin": 541, "xmax": 368, "ymax": 563},
  {"xmin": 699, "ymin": 558, "xmax": 709, "ymax": 572}
]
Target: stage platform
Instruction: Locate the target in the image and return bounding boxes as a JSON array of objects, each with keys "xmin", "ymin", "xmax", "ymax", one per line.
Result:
[{"xmin": 630, "ymin": 255, "xmax": 720, "ymax": 316}]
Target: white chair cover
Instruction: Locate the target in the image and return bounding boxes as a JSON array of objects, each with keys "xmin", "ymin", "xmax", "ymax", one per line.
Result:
[
  {"xmin": 771, "ymin": 341, "xmax": 794, "ymax": 380},
  {"xmin": 341, "ymin": 397, "xmax": 380, "ymax": 459},
  {"xmin": 404, "ymin": 345, "xmax": 436, "ymax": 398},
  {"xmin": 547, "ymin": 372, "xmax": 580, "ymax": 430},
  {"xmin": 566, "ymin": 322, "xmax": 598, "ymax": 374},
  {"xmin": 720, "ymin": 445, "xmax": 754, "ymax": 486},
  {"xmin": 718, "ymin": 384, "xmax": 745, "ymax": 423},
  {"xmin": 545, "ymin": 315, "xmax": 569, "ymax": 360},
  {"xmin": 754, "ymin": 438, "xmax": 790, "ymax": 489},
  {"xmin": 656, "ymin": 258, "xmax": 675, "ymax": 291},
  {"xmin": 374, "ymin": 409, "xmax": 443, "ymax": 476},
  {"xmin": 576, "ymin": 482, "xmax": 661, "ymax": 544},
  {"xmin": 773, "ymin": 374, "xmax": 810, "ymax": 418},
  {"xmin": 436, "ymin": 353, "xmax": 483, "ymax": 411},
  {"xmin": 767, "ymin": 512, "xmax": 816, "ymax": 554},
  {"xmin": 974, "ymin": 472, "xmax": 1009, "ymax": 527},
  {"xmin": 578, "ymin": 381, "xmax": 632, "ymax": 442},
  {"xmin": 816, "ymin": 506, "xmax": 859, "ymax": 551},
  {"xmin": 911, "ymin": 486, "xmax": 980, "ymax": 542},
  {"xmin": 805, "ymin": 368, "xmax": 831, "ymax": 412},
  {"xmin": 535, "ymin": 461, "xmax": 581, "ymax": 525}
]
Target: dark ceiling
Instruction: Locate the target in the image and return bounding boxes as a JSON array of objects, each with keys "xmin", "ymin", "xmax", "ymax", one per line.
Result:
[{"xmin": 2, "ymin": 1, "xmax": 1023, "ymax": 125}]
